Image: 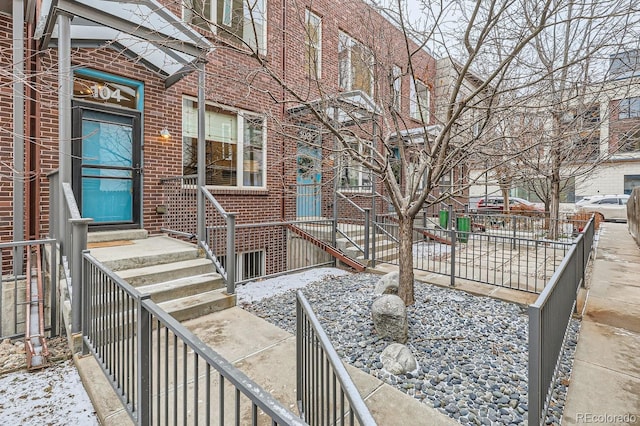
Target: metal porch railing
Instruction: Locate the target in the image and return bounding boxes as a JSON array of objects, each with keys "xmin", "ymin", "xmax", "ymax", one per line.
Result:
[
  {"xmin": 81, "ymin": 251, "xmax": 306, "ymax": 425},
  {"xmin": 296, "ymin": 290, "xmax": 376, "ymax": 426},
  {"xmin": 528, "ymin": 216, "xmax": 595, "ymax": 424},
  {"xmin": 48, "ymin": 170, "xmax": 92, "ymax": 333}
]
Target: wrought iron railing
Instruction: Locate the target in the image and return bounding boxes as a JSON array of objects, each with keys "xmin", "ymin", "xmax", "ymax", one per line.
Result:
[
  {"xmin": 160, "ymin": 175, "xmax": 236, "ymax": 294},
  {"xmin": 48, "ymin": 170, "xmax": 92, "ymax": 333},
  {"xmin": 372, "ymin": 213, "xmax": 578, "ymax": 294},
  {"xmin": 528, "ymin": 216, "xmax": 594, "ymax": 424},
  {"xmin": 296, "ymin": 290, "xmax": 376, "ymax": 426},
  {"xmin": 335, "ymin": 192, "xmax": 370, "ymax": 260},
  {"xmin": 81, "ymin": 251, "xmax": 306, "ymax": 425}
]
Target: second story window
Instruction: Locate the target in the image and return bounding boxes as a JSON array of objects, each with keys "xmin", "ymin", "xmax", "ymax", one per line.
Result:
[
  {"xmin": 338, "ymin": 32, "xmax": 373, "ymax": 96},
  {"xmin": 305, "ymin": 10, "xmax": 322, "ymax": 79},
  {"xmin": 392, "ymin": 65, "xmax": 402, "ymax": 111},
  {"xmin": 183, "ymin": 0, "xmax": 266, "ymax": 53},
  {"xmin": 619, "ymin": 97, "xmax": 640, "ymax": 119},
  {"xmin": 410, "ymin": 79, "xmax": 430, "ymax": 123}
]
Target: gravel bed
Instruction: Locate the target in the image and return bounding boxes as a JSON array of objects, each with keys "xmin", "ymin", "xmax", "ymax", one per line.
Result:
[{"xmin": 243, "ymin": 272, "xmax": 580, "ymax": 426}]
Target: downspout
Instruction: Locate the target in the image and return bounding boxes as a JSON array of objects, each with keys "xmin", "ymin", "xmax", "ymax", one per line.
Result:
[{"xmin": 13, "ymin": 0, "xmax": 25, "ymax": 275}]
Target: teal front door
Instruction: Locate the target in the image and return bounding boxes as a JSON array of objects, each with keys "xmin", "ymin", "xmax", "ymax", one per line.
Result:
[
  {"xmin": 72, "ymin": 103, "xmax": 141, "ymax": 229},
  {"xmin": 296, "ymin": 142, "xmax": 322, "ymax": 218}
]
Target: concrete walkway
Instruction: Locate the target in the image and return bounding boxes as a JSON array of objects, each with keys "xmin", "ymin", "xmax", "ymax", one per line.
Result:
[
  {"xmin": 76, "ymin": 306, "xmax": 457, "ymax": 426},
  {"xmin": 563, "ymin": 223, "xmax": 640, "ymax": 425}
]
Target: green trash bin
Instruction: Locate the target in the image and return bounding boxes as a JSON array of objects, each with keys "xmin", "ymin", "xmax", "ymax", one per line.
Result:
[
  {"xmin": 439, "ymin": 210, "xmax": 449, "ymax": 229},
  {"xmin": 456, "ymin": 217, "xmax": 471, "ymax": 243}
]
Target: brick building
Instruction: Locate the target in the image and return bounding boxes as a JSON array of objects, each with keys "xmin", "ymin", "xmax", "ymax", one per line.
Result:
[{"xmin": 1, "ymin": 0, "xmax": 437, "ymax": 276}]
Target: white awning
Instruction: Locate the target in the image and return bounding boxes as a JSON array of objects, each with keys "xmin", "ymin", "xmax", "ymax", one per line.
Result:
[
  {"xmin": 35, "ymin": 0, "xmax": 212, "ymax": 87},
  {"xmin": 287, "ymin": 90, "xmax": 382, "ymax": 126}
]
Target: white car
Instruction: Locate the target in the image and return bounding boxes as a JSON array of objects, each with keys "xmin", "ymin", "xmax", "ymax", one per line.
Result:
[{"xmin": 576, "ymin": 194, "xmax": 630, "ymax": 222}]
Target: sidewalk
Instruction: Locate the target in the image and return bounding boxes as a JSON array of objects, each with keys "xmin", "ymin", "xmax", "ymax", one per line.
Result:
[{"xmin": 563, "ymin": 223, "xmax": 640, "ymax": 425}]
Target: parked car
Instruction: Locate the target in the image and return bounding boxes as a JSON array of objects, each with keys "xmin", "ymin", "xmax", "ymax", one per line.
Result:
[
  {"xmin": 476, "ymin": 197, "xmax": 545, "ymax": 215},
  {"xmin": 576, "ymin": 194, "xmax": 630, "ymax": 222}
]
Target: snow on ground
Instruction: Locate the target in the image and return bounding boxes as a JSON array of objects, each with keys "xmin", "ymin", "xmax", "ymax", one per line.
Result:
[
  {"xmin": 0, "ymin": 359, "xmax": 98, "ymax": 425},
  {"xmin": 412, "ymin": 241, "xmax": 452, "ymax": 259},
  {"xmin": 236, "ymin": 267, "xmax": 352, "ymax": 305}
]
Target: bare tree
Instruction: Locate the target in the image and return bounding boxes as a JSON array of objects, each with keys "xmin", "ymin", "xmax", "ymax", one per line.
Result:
[{"xmin": 180, "ymin": 0, "xmax": 637, "ymax": 305}]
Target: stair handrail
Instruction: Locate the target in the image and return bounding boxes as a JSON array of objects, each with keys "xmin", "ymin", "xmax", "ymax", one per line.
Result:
[
  {"xmin": 335, "ymin": 192, "xmax": 369, "ymax": 257},
  {"xmin": 59, "ymin": 181, "xmax": 92, "ymax": 333},
  {"xmin": 199, "ymin": 185, "xmax": 236, "ymax": 294}
]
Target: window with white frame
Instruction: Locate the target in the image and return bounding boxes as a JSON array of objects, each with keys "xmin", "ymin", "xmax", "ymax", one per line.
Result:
[
  {"xmin": 182, "ymin": 97, "xmax": 265, "ymax": 188},
  {"xmin": 392, "ymin": 65, "xmax": 402, "ymax": 111},
  {"xmin": 619, "ymin": 97, "xmax": 640, "ymax": 119},
  {"xmin": 338, "ymin": 32, "xmax": 373, "ymax": 95},
  {"xmin": 410, "ymin": 79, "xmax": 430, "ymax": 122},
  {"xmin": 339, "ymin": 138, "xmax": 372, "ymax": 191},
  {"xmin": 183, "ymin": 0, "xmax": 266, "ymax": 53},
  {"xmin": 305, "ymin": 10, "xmax": 322, "ymax": 79}
]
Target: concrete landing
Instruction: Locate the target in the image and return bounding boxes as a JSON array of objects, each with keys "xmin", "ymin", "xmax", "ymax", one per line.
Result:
[{"xmin": 562, "ymin": 223, "xmax": 640, "ymax": 425}]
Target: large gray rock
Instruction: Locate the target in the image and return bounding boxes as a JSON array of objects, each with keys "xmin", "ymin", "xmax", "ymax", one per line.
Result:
[
  {"xmin": 380, "ymin": 343, "xmax": 418, "ymax": 375},
  {"xmin": 371, "ymin": 294, "xmax": 408, "ymax": 343},
  {"xmin": 374, "ymin": 271, "xmax": 399, "ymax": 296}
]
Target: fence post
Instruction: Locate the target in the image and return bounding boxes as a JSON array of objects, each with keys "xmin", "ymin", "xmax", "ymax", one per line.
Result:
[
  {"xmin": 226, "ymin": 213, "xmax": 236, "ymax": 294},
  {"xmin": 295, "ymin": 296, "xmax": 303, "ymax": 417},
  {"xmin": 81, "ymin": 249, "xmax": 90, "ymax": 355},
  {"xmin": 70, "ymin": 218, "xmax": 91, "ymax": 334},
  {"xmin": 528, "ymin": 305, "xmax": 542, "ymax": 426},
  {"xmin": 137, "ymin": 294, "xmax": 152, "ymax": 426},
  {"xmin": 449, "ymin": 205, "xmax": 455, "ymax": 287},
  {"xmin": 364, "ymin": 208, "xmax": 370, "ymax": 260},
  {"xmin": 512, "ymin": 216, "xmax": 517, "ymax": 250}
]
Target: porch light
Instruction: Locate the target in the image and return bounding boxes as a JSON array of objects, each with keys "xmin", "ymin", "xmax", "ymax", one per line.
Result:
[{"xmin": 160, "ymin": 127, "xmax": 171, "ymax": 140}]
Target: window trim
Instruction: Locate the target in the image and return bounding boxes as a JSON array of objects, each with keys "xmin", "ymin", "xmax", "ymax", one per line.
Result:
[
  {"xmin": 182, "ymin": 0, "xmax": 267, "ymax": 54},
  {"xmin": 392, "ymin": 65, "xmax": 402, "ymax": 112},
  {"xmin": 338, "ymin": 31, "xmax": 374, "ymax": 96},
  {"xmin": 410, "ymin": 78, "xmax": 430, "ymax": 123},
  {"xmin": 305, "ymin": 9, "xmax": 322, "ymax": 79},
  {"xmin": 182, "ymin": 96, "xmax": 267, "ymax": 190}
]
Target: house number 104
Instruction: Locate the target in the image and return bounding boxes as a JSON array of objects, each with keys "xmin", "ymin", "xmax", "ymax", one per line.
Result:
[{"xmin": 90, "ymin": 84, "xmax": 124, "ymax": 102}]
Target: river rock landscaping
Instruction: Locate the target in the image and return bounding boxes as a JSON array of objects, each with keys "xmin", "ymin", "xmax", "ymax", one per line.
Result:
[{"xmin": 241, "ymin": 272, "xmax": 579, "ymax": 426}]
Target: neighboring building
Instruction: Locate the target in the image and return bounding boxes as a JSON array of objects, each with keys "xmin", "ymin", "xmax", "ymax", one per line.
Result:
[
  {"xmin": 1, "ymin": 0, "xmax": 437, "ymax": 275},
  {"xmin": 468, "ymin": 52, "xmax": 640, "ymax": 205}
]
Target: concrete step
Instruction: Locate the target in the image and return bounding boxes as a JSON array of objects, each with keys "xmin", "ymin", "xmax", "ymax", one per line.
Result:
[
  {"xmin": 341, "ymin": 238, "xmax": 398, "ymax": 259},
  {"xmin": 159, "ymin": 289, "xmax": 236, "ymax": 322},
  {"xmin": 137, "ymin": 273, "xmax": 224, "ymax": 304},
  {"xmin": 116, "ymin": 258, "xmax": 216, "ymax": 287},
  {"xmin": 87, "ymin": 229, "xmax": 149, "ymax": 243},
  {"xmin": 90, "ymin": 236, "xmax": 200, "ymax": 271}
]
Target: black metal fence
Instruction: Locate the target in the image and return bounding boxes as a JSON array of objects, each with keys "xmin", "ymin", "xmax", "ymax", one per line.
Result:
[
  {"xmin": 373, "ymin": 215, "xmax": 575, "ymax": 293},
  {"xmin": 528, "ymin": 216, "xmax": 595, "ymax": 425},
  {"xmin": 81, "ymin": 251, "xmax": 305, "ymax": 425},
  {"xmin": 296, "ymin": 290, "xmax": 376, "ymax": 426}
]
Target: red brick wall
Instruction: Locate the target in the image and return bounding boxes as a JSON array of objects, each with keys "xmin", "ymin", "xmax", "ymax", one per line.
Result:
[{"xmin": 0, "ymin": 15, "xmax": 14, "ymax": 248}]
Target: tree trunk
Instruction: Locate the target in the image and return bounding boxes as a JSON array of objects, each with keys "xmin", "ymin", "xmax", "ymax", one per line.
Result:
[{"xmin": 397, "ymin": 215, "xmax": 415, "ymax": 306}]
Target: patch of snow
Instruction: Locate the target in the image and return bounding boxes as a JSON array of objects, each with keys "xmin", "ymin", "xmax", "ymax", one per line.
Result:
[
  {"xmin": 236, "ymin": 267, "xmax": 352, "ymax": 304},
  {"xmin": 0, "ymin": 359, "xmax": 98, "ymax": 425},
  {"xmin": 412, "ymin": 241, "xmax": 451, "ymax": 259}
]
